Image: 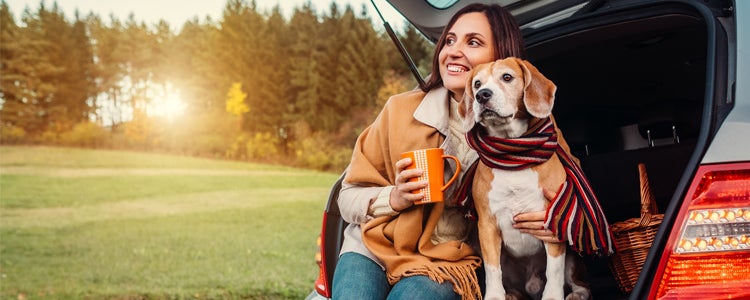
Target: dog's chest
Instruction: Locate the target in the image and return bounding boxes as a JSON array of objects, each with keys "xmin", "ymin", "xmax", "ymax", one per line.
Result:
[{"xmin": 488, "ymin": 168, "xmax": 547, "ymax": 256}]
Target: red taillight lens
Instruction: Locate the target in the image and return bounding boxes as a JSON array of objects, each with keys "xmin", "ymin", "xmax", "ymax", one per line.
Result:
[
  {"xmin": 650, "ymin": 162, "xmax": 750, "ymax": 299},
  {"xmin": 313, "ymin": 213, "xmax": 331, "ymax": 298}
]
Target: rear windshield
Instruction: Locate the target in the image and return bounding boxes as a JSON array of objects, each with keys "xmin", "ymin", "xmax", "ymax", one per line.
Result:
[{"xmin": 426, "ymin": 0, "xmax": 459, "ymax": 9}]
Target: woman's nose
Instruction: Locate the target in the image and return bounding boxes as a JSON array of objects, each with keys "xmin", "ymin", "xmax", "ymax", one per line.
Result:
[{"xmin": 446, "ymin": 44, "xmax": 464, "ymax": 57}]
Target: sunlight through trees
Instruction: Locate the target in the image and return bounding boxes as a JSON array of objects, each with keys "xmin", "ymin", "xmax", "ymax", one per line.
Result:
[{"xmin": 0, "ymin": 0, "xmax": 434, "ymax": 171}]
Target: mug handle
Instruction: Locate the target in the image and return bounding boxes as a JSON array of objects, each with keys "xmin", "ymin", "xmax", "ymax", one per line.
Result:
[{"xmin": 440, "ymin": 155, "xmax": 461, "ymax": 192}]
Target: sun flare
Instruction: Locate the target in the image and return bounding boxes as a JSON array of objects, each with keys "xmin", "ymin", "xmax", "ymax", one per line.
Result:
[{"xmin": 149, "ymin": 85, "xmax": 187, "ymax": 120}]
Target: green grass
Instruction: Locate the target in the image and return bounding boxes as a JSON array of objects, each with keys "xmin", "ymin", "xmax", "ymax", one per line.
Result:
[{"xmin": 0, "ymin": 146, "xmax": 340, "ymax": 299}]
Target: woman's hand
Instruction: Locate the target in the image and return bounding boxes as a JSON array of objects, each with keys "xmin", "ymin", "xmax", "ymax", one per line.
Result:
[
  {"xmin": 512, "ymin": 188, "xmax": 565, "ymax": 243},
  {"xmin": 389, "ymin": 157, "xmax": 428, "ymax": 212}
]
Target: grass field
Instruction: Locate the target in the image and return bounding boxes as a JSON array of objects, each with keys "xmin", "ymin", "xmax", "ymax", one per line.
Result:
[{"xmin": 0, "ymin": 146, "xmax": 341, "ymax": 299}]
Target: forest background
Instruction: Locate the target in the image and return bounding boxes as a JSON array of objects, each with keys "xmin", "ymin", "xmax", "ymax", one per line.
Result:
[{"xmin": 0, "ymin": 0, "xmax": 434, "ymax": 172}]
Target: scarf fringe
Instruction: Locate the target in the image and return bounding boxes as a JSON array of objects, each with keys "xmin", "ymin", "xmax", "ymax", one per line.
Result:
[
  {"xmin": 545, "ymin": 149, "xmax": 615, "ymax": 255},
  {"xmin": 391, "ymin": 263, "xmax": 483, "ymax": 300}
]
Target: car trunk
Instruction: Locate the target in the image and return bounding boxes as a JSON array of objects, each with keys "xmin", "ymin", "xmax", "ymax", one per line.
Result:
[
  {"xmin": 507, "ymin": 12, "xmax": 708, "ymax": 293},
  {"xmin": 520, "ymin": 2, "xmax": 724, "ymax": 298},
  {"xmin": 383, "ymin": 0, "xmax": 729, "ymax": 298}
]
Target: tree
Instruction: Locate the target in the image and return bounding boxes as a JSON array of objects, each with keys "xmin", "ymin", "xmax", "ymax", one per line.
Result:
[
  {"xmin": 0, "ymin": 3, "xmax": 63, "ymax": 134},
  {"xmin": 88, "ymin": 14, "xmax": 127, "ymax": 127},
  {"xmin": 226, "ymin": 82, "xmax": 248, "ymax": 131},
  {"xmin": 0, "ymin": 0, "xmax": 422, "ymax": 171},
  {"xmin": 58, "ymin": 12, "xmax": 95, "ymax": 125},
  {"xmin": 120, "ymin": 15, "xmax": 158, "ymax": 115},
  {"xmin": 248, "ymin": 5, "xmax": 288, "ymax": 136},
  {"xmin": 324, "ymin": 4, "xmax": 389, "ymax": 140},
  {"xmin": 225, "ymin": 82, "xmax": 249, "ymax": 116},
  {"xmin": 395, "ymin": 23, "xmax": 434, "ymax": 82},
  {"xmin": 0, "ymin": 1, "xmax": 26, "ymax": 128},
  {"xmin": 285, "ymin": 2, "xmax": 322, "ymax": 134},
  {"xmin": 169, "ymin": 18, "xmax": 222, "ymax": 113}
]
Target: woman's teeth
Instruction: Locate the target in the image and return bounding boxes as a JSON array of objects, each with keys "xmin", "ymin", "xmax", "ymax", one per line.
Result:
[{"xmin": 448, "ymin": 65, "xmax": 467, "ymax": 72}]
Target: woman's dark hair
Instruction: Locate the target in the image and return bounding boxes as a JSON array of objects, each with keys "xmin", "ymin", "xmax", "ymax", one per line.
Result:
[{"xmin": 421, "ymin": 3, "xmax": 525, "ymax": 92}]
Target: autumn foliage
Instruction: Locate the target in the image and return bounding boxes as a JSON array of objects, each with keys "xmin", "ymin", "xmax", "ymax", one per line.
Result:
[{"xmin": 0, "ymin": 0, "xmax": 433, "ymax": 171}]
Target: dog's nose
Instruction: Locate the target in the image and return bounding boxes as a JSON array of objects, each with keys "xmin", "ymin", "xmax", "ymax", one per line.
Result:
[{"xmin": 476, "ymin": 89, "xmax": 493, "ymax": 104}]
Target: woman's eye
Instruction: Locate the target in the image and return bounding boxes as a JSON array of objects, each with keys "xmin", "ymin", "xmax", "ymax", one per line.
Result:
[
  {"xmin": 474, "ymin": 80, "xmax": 481, "ymax": 89},
  {"xmin": 446, "ymin": 38, "xmax": 455, "ymax": 46},
  {"xmin": 502, "ymin": 74, "xmax": 513, "ymax": 81},
  {"xmin": 468, "ymin": 39, "xmax": 480, "ymax": 46}
]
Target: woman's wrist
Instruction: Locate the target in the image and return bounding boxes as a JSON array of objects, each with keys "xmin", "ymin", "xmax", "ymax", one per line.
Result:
[{"xmin": 368, "ymin": 186, "xmax": 398, "ymax": 217}]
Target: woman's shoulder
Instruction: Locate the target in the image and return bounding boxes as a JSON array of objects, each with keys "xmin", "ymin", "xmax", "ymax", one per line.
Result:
[{"xmin": 384, "ymin": 89, "xmax": 427, "ymax": 110}]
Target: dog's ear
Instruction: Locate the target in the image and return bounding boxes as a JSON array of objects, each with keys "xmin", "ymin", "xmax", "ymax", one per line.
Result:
[
  {"xmin": 460, "ymin": 67, "xmax": 478, "ymax": 132},
  {"xmin": 519, "ymin": 58, "xmax": 557, "ymax": 118}
]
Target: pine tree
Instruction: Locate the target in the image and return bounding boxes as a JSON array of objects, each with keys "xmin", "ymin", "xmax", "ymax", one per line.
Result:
[
  {"xmin": 1, "ymin": 4, "xmax": 63, "ymax": 134},
  {"xmin": 27, "ymin": 3, "xmax": 95, "ymax": 130},
  {"xmin": 88, "ymin": 15, "xmax": 127, "ymax": 127},
  {"xmin": 0, "ymin": 1, "xmax": 26, "ymax": 129},
  {"xmin": 315, "ymin": 2, "xmax": 343, "ymax": 132},
  {"xmin": 170, "ymin": 18, "xmax": 222, "ymax": 113},
  {"xmin": 399, "ymin": 24, "xmax": 434, "ymax": 81},
  {"xmin": 121, "ymin": 15, "xmax": 156, "ymax": 115},
  {"xmin": 62, "ymin": 12, "xmax": 95, "ymax": 124},
  {"xmin": 252, "ymin": 5, "xmax": 288, "ymax": 136},
  {"xmin": 330, "ymin": 4, "xmax": 389, "ymax": 138},
  {"xmin": 286, "ymin": 2, "xmax": 322, "ymax": 135},
  {"xmin": 216, "ymin": 0, "xmax": 269, "ymax": 132}
]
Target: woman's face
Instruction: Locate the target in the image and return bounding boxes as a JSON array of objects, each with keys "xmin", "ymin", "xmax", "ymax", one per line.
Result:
[{"xmin": 438, "ymin": 12, "xmax": 496, "ymax": 100}]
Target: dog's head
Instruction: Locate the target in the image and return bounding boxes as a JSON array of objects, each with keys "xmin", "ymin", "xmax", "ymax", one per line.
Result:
[{"xmin": 459, "ymin": 57, "xmax": 557, "ymax": 138}]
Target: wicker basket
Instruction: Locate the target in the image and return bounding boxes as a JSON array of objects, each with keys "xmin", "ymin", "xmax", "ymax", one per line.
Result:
[{"xmin": 608, "ymin": 163, "xmax": 664, "ymax": 294}]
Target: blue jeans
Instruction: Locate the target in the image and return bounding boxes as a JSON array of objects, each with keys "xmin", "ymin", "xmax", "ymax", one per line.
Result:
[{"xmin": 331, "ymin": 252, "xmax": 460, "ymax": 300}]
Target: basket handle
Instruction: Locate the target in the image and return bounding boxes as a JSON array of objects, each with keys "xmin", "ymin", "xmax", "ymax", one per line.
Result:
[{"xmin": 638, "ymin": 163, "xmax": 659, "ymax": 227}]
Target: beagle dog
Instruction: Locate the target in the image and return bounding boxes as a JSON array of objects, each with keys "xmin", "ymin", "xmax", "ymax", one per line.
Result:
[{"xmin": 459, "ymin": 58, "xmax": 590, "ymax": 300}]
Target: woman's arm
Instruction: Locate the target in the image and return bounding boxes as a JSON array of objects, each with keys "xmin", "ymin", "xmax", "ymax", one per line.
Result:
[
  {"xmin": 338, "ymin": 181, "xmax": 385, "ymax": 225},
  {"xmin": 339, "ymin": 157, "xmax": 429, "ymax": 225}
]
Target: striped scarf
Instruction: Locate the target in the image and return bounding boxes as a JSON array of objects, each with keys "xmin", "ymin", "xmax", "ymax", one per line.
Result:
[{"xmin": 461, "ymin": 118, "xmax": 614, "ymax": 255}]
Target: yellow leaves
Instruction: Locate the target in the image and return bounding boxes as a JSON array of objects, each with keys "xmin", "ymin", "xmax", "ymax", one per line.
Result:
[{"xmin": 225, "ymin": 82, "xmax": 249, "ymax": 116}]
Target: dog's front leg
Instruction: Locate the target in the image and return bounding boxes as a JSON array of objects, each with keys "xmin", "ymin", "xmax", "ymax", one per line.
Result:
[
  {"xmin": 542, "ymin": 242, "xmax": 566, "ymax": 300},
  {"xmin": 474, "ymin": 195, "xmax": 505, "ymax": 299}
]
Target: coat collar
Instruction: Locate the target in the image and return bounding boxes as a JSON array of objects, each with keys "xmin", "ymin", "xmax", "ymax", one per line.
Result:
[{"xmin": 413, "ymin": 87, "xmax": 451, "ymax": 136}]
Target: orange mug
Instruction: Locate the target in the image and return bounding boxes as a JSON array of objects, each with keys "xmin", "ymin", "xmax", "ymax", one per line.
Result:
[{"xmin": 400, "ymin": 148, "xmax": 461, "ymax": 205}]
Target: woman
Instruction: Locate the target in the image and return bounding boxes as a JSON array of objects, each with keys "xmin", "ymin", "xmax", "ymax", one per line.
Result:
[{"xmin": 331, "ymin": 4, "xmax": 555, "ymax": 299}]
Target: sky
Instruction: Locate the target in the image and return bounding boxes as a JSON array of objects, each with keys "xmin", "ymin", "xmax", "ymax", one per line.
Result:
[{"xmin": 5, "ymin": 0, "xmax": 407, "ymax": 32}]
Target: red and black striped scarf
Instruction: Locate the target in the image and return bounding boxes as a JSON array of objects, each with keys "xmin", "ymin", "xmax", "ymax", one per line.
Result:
[{"xmin": 459, "ymin": 118, "xmax": 614, "ymax": 255}]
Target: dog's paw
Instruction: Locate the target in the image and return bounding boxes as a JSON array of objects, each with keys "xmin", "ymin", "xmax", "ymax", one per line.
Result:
[
  {"xmin": 525, "ymin": 274, "xmax": 543, "ymax": 295},
  {"xmin": 504, "ymin": 290, "xmax": 524, "ymax": 300},
  {"xmin": 565, "ymin": 290, "xmax": 591, "ymax": 300}
]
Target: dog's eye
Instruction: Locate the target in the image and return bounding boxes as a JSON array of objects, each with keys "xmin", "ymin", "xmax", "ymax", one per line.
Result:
[
  {"xmin": 502, "ymin": 74, "xmax": 513, "ymax": 82},
  {"xmin": 474, "ymin": 80, "xmax": 481, "ymax": 89}
]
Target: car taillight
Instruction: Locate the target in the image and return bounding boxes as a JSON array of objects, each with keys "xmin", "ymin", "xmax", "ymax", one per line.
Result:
[
  {"xmin": 649, "ymin": 162, "xmax": 750, "ymax": 299},
  {"xmin": 313, "ymin": 213, "xmax": 332, "ymax": 298}
]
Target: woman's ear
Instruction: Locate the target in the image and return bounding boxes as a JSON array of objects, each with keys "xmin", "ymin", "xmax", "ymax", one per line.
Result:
[{"xmin": 519, "ymin": 58, "xmax": 557, "ymax": 118}]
